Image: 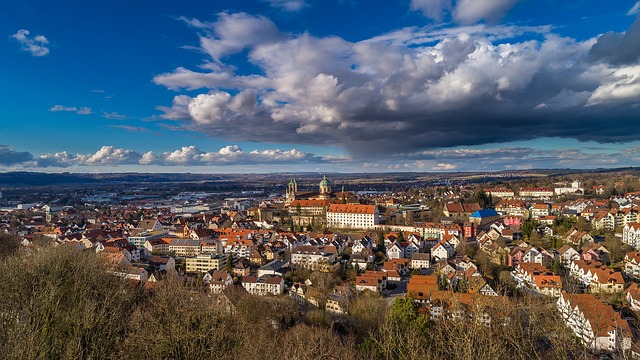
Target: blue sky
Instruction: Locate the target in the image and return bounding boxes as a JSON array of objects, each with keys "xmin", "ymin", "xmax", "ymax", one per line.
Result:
[{"xmin": 1, "ymin": 0, "xmax": 639, "ymax": 173}]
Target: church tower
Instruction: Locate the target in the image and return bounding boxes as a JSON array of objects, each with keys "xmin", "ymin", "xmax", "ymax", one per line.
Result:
[
  {"xmin": 286, "ymin": 178, "xmax": 298, "ymax": 205},
  {"xmin": 318, "ymin": 175, "xmax": 331, "ymax": 200}
]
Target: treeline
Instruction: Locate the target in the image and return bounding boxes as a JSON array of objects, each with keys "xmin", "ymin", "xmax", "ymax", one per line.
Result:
[{"xmin": 0, "ymin": 237, "xmax": 593, "ymax": 359}]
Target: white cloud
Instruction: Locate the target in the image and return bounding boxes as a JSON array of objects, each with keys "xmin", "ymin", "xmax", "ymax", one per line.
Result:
[
  {"xmin": 75, "ymin": 146, "xmax": 142, "ymax": 165},
  {"xmin": 587, "ymin": 65, "xmax": 640, "ymax": 105},
  {"xmin": 152, "ymin": 13, "xmax": 640, "ymax": 157},
  {"xmin": 49, "ymin": 105, "xmax": 93, "ymax": 115},
  {"xmin": 453, "ymin": 0, "xmax": 517, "ymax": 24},
  {"xmin": 10, "ymin": 29, "xmax": 50, "ymax": 56},
  {"xmin": 264, "ymin": 0, "xmax": 305, "ymax": 12},
  {"xmin": 102, "ymin": 111, "xmax": 128, "ymax": 120},
  {"xmin": 628, "ymin": 1, "xmax": 640, "ymax": 15}
]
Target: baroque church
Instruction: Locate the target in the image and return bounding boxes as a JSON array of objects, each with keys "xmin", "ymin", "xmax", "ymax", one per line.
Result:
[{"xmin": 285, "ymin": 175, "xmax": 348, "ymax": 205}]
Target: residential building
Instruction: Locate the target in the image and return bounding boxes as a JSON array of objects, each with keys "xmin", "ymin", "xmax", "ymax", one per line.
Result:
[
  {"xmin": 623, "ymin": 223, "xmax": 640, "ymax": 249},
  {"xmin": 291, "ymin": 245, "xmax": 337, "ymax": 271},
  {"xmin": 557, "ymin": 292, "xmax": 631, "ymax": 352},
  {"xmin": 242, "ymin": 275, "xmax": 284, "ymax": 296},
  {"xmin": 185, "ymin": 253, "xmax": 227, "ymax": 273},
  {"xmin": 519, "ymin": 188, "xmax": 554, "ymax": 198}
]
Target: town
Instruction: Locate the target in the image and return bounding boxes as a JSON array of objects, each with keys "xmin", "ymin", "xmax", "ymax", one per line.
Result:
[{"xmin": 3, "ymin": 170, "xmax": 640, "ymax": 358}]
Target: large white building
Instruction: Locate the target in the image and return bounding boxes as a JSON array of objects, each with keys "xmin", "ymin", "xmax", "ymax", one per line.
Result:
[
  {"xmin": 326, "ymin": 204, "xmax": 379, "ymax": 229},
  {"xmin": 557, "ymin": 292, "xmax": 631, "ymax": 353}
]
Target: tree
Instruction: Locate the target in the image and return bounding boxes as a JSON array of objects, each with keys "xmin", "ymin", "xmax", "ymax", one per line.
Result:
[
  {"xmin": 388, "ymin": 295, "xmax": 419, "ymax": 326},
  {"xmin": 521, "ymin": 219, "xmax": 536, "ymax": 241},
  {"xmin": 225, "ymin": 254, "xmax": 234, "ymax": 272}
]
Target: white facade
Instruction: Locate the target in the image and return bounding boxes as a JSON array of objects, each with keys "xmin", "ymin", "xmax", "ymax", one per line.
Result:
[{"xmin": 326, "ymin": 204, "xmax": 379, "ymax": 229}]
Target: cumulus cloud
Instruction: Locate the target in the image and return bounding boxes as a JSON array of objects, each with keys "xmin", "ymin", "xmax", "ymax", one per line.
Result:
[
  {"xmin": 0, "ymin": 145, "xmax": 33, "ymax": 165},
  {"xmin": 152, "ymin": 13, "xmax": 640, "ymax": 157},
  {"xmin": 27, "ymin": 145, "xmax": 321, "ymax": 168},
  {"xmin": 628, "ymin": 1, "xmax": 640, "ymax": 16},
  {"xmin": 10, "ymin": 29, "xmax": 50, "ymax": 56},
  {"xmin": 50, "ymin": 105, "xmax": 93, "ymax": 115},
  {"xmin": 588, "ymin": 18, "xmax": 640, "ymax": 65}
]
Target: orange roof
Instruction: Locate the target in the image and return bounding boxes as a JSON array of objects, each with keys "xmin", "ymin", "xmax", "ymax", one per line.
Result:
[{"xmin": 327, "ymin": 204, "xmax": 376, "ymax": 214}]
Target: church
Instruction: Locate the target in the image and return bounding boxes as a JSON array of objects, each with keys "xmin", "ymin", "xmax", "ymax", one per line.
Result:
[
  {"xmin": 285, "ymin": 175, "xmax": 341, "ymax": 205},
  {"xmin": 284, "ymin": 176, "xmax": 355, "ymax": 229}
]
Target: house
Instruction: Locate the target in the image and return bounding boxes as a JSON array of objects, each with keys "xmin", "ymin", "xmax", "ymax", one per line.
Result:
[
  {"xmin": 241, "ymin": 275, "xmax": 284, "ymax": 296},
  {"xmin": 623, "ymin": 223, "xmax": 640, "ymax": 250},
  {"xmin": 411, "ymin": 253, "xmax": 431, "ymax": 269},
  {"xmin": 224, "ymin": 239, "xmax": 254, "ymax": 259},
  {"xmin": 522, "ymin": 247, "xmax": 553, "ymax": 267},
  {"xmin": 355, "ymin": 271, "xmax": 387, "ymax": 293},
  {"xmin": 495, "ymin": 200, "xmax": 529, "ymax": 218},
  {"xmin": 564, "ymin": 228, "xmax": 594, "ymax": 246},
  {"xmin": 233, "ymin": 260, "xmax": 250, "ymax": 277},
  {"xmin": 557, "ymin": 244, "xmax": 580, "ymax": 266},
  {"xmin": 326, "ymin": 293, "xmax": 349, "ymax": 315},
  {"xmin": 442, "ymin": 202, "xmax": 481, "ymax": 221},
  {"xmin": 469, "ymin": 209, "xmax": 501, "ymax": 226},
  {"xmin": 530, "ymin": 203, "xmax": 550, "ymax": 220},
  {"xmin": 205, "ymin": 270, "xmax": 233, "ymax": 294},
  {"xmin": 581, "ymin": 243, "xmax": 610, "ymax": 264},
  {"xmin": 386, "ymin": 241, "xmax": 405, "ymax": 259},
  {"xmin": 512, "ymin": 262, "xmax": 563, "ymax": 298},
  {"xmin": 148, "ymin": 255, "xmax": 175, "ymax": 272},
  {"xmin": 431, "ymin": 241, "xmax": 454, "ymax": 261},
  {"xmin": 592, "ymin": 211, "xmax": 615, "ymax": 231},
  {"xmin": 624, "ymin": 252, "xmax": 640, "ymax": 279},
  {"xmin": 626, "ymin": 283, "xmax": 640, "ymax": 312},
  {"xmin": 557, "ymin": 292, "xmax": 631, "ymax": 352},
  {"xmin": 570, "ymin": 259, "xmax": 624, "ymax": 293}
]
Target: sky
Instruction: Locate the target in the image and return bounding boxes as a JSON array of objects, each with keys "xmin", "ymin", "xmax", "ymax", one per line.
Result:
[{"xmin": 1, "ymin": 0, "xmax": 639, "ymax": 173}]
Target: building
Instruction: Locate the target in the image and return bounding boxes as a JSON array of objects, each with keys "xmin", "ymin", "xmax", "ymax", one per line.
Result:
[
  {"xmin": 557, "ymin": 292, "xmax": 631, "ymax": 352},
  {"xmin": 291, "ymin": 245, "xmax": 337, "ymax": 271},
  {"xmin": 554, "ymin": 180, "xmax": 584, "ymax": 196},
  {"xmin": 442, "ymin": 202, "xmax": 481, "ymax": 221},
  {"xmin": 205, "ymin": 270, "xmax": 233, "ymax": 294},
  {"xmin": 623, "ymin": 223, "xmax": 640, "ymax": 249},
  {"xmin": 128, "ymin": 230, "xmax": 168, "ymax": 249},
  {"xmin": 185, "ymin": 253, "xmax": 227, "ymax": 273},
  {"xmin": 169, "ymin": 238, "xmax": 202, "ymax": 257},
  {"xmin": 519, "ymin": 188, "xmax": 554, "ymax": 198},
  {"xmin": 241, "ymin": 275, "xmax": 284, "ymax": 296},
  {"xmin": 484, "ymin": 188, "xmax": 515, "ymax": 199},
  {"xmin": 326, "ymin": 204, "xmax": 379, "ymax": 229}
]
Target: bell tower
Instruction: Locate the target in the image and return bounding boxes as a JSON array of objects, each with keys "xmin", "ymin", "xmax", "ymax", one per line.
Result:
[{"xmin": 286, "ymin": 178, "xmax": 298, "ymax": 205}]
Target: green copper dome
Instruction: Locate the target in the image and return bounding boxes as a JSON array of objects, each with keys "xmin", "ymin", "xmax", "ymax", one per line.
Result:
[{"xmin": 319, "ymin": 175, "xmax": 330, "ymax": 187}]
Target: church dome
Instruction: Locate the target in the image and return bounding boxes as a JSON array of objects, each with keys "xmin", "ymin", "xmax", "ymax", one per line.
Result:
[{"xmin": 319, "ymin": 175, "xmax": 331, "ymax": 188}]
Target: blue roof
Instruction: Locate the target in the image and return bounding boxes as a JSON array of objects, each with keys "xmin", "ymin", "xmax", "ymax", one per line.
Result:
[{"xmin": 470, "ymin": 209, "xmax": 499, "ymax": 218}]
